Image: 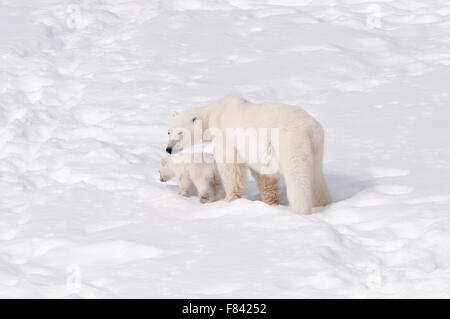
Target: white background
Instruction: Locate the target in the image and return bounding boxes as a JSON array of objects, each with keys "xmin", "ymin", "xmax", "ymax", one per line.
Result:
[{"xmin": 1, "ymin": 0, "xmax": 449, "ymax": 297}]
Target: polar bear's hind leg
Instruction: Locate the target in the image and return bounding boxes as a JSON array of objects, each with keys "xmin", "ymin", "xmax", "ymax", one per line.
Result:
[
  {"xmin": 281, "ymin": 141, "xmax": 314, "ymax": 215},
  {"xmin": 311, "ymin": 123, "xmax": 332, "ymax": 207}
]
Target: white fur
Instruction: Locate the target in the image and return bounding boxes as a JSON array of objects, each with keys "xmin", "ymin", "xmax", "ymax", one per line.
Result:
[
  {"xmin": 159, "ymin": 153, "xmax": 221, "ymax": 203},
  {"xmin": 167, "ymin": 94, "xmax": 331, "ymax": 214}
]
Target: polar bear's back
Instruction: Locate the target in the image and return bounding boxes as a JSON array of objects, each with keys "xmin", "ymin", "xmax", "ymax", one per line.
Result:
[{"xmin": 214, "ymin": 95, "xmax": 318, "ymax": 131}]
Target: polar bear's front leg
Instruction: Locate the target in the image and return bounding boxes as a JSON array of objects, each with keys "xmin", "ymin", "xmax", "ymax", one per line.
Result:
[
  {"xmin": 177, "ymin": 176, "xmax": 192, "ymax": 197},
  {"xmin": 250, "ymin": 169, "xmax": 280, "ymax": 205},
  {"xmin": 217, "ymin": 163, "xmax": 247, "ymax": 202},
  {"xmin": 193, "ymin": 179, "xmax": 214, "ymax": 204}
]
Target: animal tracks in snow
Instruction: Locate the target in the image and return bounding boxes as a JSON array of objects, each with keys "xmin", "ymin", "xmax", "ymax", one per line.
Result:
[
  {"xmin": 369, "ymin": 167, "xmax": 410, "ymax": 178},
  {"xmin": 405, "ymin": 195, "xmax": 450, "ymax": 205},
  {"xmin": 374, "ymin": 184, "xmax": 414, "ymax": 196}
]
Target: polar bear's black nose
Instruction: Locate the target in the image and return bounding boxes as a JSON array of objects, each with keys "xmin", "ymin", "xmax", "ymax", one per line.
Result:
[{"xmin": 166, "ymin": 146, "xmax": 172, "ymax": 154}]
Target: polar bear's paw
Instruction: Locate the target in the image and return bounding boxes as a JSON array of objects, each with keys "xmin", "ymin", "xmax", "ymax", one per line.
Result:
[
  {"xmin": 224, "ymin": 194, "xmax": 241, "ymax": 202},
  {"xmin": 199, "ymin": 193, "xmax": 210, "ymax": 203},
  {"xmin": 178, "ymin": 189, "xmax": 190, "ymax": 197}
]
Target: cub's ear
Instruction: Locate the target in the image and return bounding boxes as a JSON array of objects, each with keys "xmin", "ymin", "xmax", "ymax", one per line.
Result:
[
  {"xmin": 192, "ymin": 116, "xmax": 198, "ymax": 123},
  {"xmin": 172, "ymin": 111, "xmax": 179, "ymax": 118}
]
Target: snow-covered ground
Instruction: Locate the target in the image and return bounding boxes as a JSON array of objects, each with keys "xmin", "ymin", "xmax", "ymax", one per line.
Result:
[{"xmin": 1, "ymin": 0, "xmax": 450, "ymax": 298}]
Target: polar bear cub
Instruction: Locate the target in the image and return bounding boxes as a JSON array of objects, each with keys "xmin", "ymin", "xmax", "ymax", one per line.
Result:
[{"xmin": 159, "ymin": 153, "xmax": 221, "ymax": 203}]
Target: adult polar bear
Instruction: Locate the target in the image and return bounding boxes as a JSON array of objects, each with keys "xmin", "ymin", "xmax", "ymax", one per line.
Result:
[{"xmin": 166, "ymin": 95, "xmax": 331, "ymax": 215}]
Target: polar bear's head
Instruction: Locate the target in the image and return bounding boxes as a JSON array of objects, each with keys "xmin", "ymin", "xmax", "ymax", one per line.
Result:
[{"xmin": 166, "ymin": 109, "xmax": 203, "ymax": 154}]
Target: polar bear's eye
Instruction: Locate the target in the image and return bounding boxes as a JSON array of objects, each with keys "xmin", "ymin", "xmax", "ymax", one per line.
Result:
[
  {"xmin": 177, "ymin": 131, "xmax": 183, "ymax": 136},
  {"xmin": 168, "ymin": 131, "xmax": 170, "ymax": 135}
]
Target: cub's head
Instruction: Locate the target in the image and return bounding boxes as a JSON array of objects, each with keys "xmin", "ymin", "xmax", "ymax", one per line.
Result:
[
  {"xmin": 166, "ymin": 110, "xmax": 202, "ymax": 154},
  {"xmin": 159, "ymin": 158, "xmax": 174, "ymax": 182}
]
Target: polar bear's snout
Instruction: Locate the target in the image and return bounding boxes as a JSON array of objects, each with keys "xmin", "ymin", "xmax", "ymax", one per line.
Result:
[
  {"xmin": 166, "ymin": 128, "xmax": 187, "ymax": 154},
  {"xmin": 166, "ymin": 140, "xmax": 178, "ymax": 154}
]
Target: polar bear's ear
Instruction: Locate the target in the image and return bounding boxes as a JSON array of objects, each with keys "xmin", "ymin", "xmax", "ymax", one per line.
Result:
[{"xmin": 172, "ymin": 111, "xmax": 179, "ymax": 118}]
